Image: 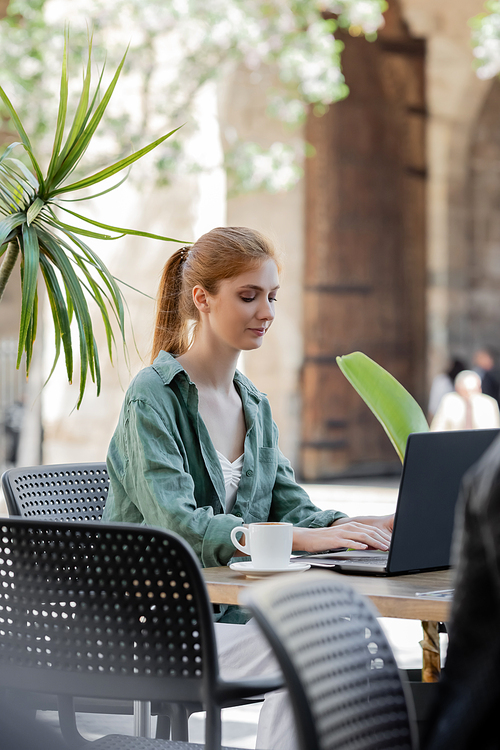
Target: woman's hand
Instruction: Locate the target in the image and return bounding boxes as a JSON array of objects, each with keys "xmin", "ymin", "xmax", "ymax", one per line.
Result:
[
  {"xmin": 292, "ymin": 515, "xmax": 394, "ymax": 553},
  {"xmin": 334, "ymin": 514, "xmax": 394, "ymax": 535}
]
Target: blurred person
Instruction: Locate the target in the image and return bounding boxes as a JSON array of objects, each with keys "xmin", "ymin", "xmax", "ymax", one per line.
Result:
[
  {"xmin": 428, "ymin": 357, "xmax": 467, "ymax": 421},
  {"xmin": 104, "ymin": 226, "xmax": 394, "ymax": 750},
  {"xmin": 473, "ymin": 346, "xmax": 500, "ymax": 406},
  {"xmin": 423, "ymin": 434, "xmax": 500, "ymax": 750},
  {"xmin": 3, "ymin": 399, "xmax": 24, "ymax": 466},
  {"xmin": 430, "ymin": 370, "xmax": 500, "ymax": 432}
]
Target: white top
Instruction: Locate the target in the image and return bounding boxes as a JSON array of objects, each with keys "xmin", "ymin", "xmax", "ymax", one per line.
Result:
[
  {"xmin": 216, "ymin": 450, "xmax": 244, "ymax": 514},
  {"xmin": 430, "ymin": 392, "xmax": 500, "ymax": 431}
]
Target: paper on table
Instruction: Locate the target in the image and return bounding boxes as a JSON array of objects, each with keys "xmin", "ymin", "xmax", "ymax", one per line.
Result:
[
  {"xmin": 297, "ymin": 559, "xmax": 347, "ymax": 568},
  {"xmin": 415, "ymin": 589, "xmax": 454, "ymax": 600}
]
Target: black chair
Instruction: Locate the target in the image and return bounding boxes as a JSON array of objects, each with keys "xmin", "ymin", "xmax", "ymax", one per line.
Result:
[
  {"xmin": 422, "ymin": 435, "xmax": 500, "ymax": 750},
  {"xmin": 242, "ymin": 570, "xmax": 417, "ymax": 750},
  {"xmin": 1, "ymin": 462, "xmax": 109, "ymax": 519},
  {"xmin": 0, "ymin": 464, "xmax": 149, "ymax": 735},
  {"xmin": 1, "ymin": 463, "xmax": 270, "ymax": 741},
  {"xmin": 0, "ymin": 518, "xmax": 281, "ymax": 749}
]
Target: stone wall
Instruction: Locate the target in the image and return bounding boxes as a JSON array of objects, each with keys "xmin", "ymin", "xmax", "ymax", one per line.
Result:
[{"xmin": 399, "ymin": 0, "xmax": 492, "ymax": 379}]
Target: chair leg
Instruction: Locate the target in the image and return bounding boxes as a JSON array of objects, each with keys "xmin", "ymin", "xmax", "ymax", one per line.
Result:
[
  {"xmin": 57, "ymin": 695, "xmax": 90, "ymax": 748},
  {"xmin": 155, "ymin": 713, "xmax": 171, "ymax": 740},
  {"xmin": 164, "ymin": 703, "xmax": 189, "ymax": 741},
  {"xmin": 133, "ymin": 701, "xmax": 152, "ymax": 738},
  {"xmin": 204, "ymin": 705, "xmax": 222, "ymax": 750}
]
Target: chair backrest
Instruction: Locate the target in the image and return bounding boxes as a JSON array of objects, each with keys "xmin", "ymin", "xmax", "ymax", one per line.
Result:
[
  {"xmin": 0, "ymin": 519, "xmax": 219, "ymax": 711},
  {"xmin": 243, "ymin": 571, "xmax": 417, "ymax": 750},
  {"xmin": 1, "ymin": 463, "xmax": 108, "ymax": 519}
]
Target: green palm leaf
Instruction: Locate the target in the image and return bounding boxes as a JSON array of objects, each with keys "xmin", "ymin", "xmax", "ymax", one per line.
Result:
[
  {"xmin": 40, "ymin": 254, "xmax": 73, "ymax": 383},
  {"xmin": 64, "ymin": 39, "xmax": 91, "ymax": 142},
  {"xmin": 6, "ymin": 157, "xmax": 39, "ymax": 191},
  {"xmin": 48, "ymin": 50, "xmax": 128, "ymax": 192},
  {"xmin": 38, "ymin": 229, "xmax": 97, "ymax": 407},
  {"xmin": 26, "ymin": 197, "xmax": 44, "ymax": 226},
  {"xmin": 35, "ymin": 219, "xmax": 126, "ymax": 337},
  {"xmin": 0, "ymin": 142, "xmax": 23, "ymax": 165},
  {"xmin": 0, "ymin": 213, "xmax": 25, "ymax": 246},
  {"xmin": 24, "ymin": 282, "xmax": 38, "ymax": 372},
  {"xmin": 337, "ymin": 351, "xmax": 429, "ymax": 462},
  {"xmin": 18, "ymin": 223, "xmax": 40, "ymax": 366},
  {"xmin": 57, "ymin": 169, "xmax": 130, "ymax": 203},
  {"xmin": 44, "ymin": 211, "xmax": 123, "ymax": 241},
  {"xmin": 0, "ymin": 167, "xmax": 32, "ymax": 207},
  {"xmin": 61, "ymin": 229, "xmax": 125, "ymax": 332},
  {"xmin": 0, "ymin": 86, "xmax": 45, "ymax": 189},
  {"xmin": 56, "ymin": 205, "xmax": 186, "ymax": 243},
  {"xmin": 56, "ymin": 126, "xmax": 182, "ymax": 196},
  {"xmin": 46, "ymin": 31, "xmax": 69, "ymax": 184}
]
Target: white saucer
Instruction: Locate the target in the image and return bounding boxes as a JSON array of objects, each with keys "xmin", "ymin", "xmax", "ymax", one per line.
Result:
[{"xmin": 229, "ymin": 561, "xmax": 311, "ymax": 578}]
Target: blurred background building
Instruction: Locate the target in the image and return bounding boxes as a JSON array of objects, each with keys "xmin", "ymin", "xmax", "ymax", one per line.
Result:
[{"xmin": 0, "ymin": 0, "xmax": 498, "ymax": 480}]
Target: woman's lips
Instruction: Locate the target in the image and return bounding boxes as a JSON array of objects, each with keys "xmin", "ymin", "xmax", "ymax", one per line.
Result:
[{"xmin": 248, "ymin": 328, "xmax": 266, "ymax": 337}]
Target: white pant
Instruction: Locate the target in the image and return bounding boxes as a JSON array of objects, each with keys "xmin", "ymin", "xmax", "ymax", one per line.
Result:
[{"xmin": 214, "ymin": 620, "xmax": 298, "ymax": 750}]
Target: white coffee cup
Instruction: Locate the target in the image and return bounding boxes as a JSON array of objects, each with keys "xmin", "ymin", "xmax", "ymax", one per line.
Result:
[{"xmin": 230, "ymin": 522, "xmax": 293, "ymax": 570}]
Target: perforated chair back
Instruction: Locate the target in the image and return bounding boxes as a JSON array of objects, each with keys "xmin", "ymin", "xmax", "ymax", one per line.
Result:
[
  {"xmin": 243, "ymin": 571, "xmax": 417, "ymax": 750},
  {"xmin": 0, "ymin": 518, "xmax": 222, "ymax": 746},
  {"xmin": 1, "ymin": 463, "xmax": 108, "ymax": 520}
]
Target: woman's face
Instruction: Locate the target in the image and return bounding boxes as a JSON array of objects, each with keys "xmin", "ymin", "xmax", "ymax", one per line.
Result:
[{"xmin": 200, "ymin": 258, "xmax": 280, "ymax": 352}]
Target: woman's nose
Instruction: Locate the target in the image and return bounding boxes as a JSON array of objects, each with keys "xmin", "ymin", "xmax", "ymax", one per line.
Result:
[{"xmin": 258, "ymin": 299, "xmax": 275, "ymax": 321}]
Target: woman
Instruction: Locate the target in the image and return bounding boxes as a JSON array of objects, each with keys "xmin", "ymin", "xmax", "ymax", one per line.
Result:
[{"xmin": 104, "ymin": 226, "xmax": 393, "ymax": 749}]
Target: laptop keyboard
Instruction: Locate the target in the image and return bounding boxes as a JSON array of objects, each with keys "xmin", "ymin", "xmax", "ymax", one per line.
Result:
[{"xmin": 338, "ymin": 555, "xmax": 388, "ymax": 566}]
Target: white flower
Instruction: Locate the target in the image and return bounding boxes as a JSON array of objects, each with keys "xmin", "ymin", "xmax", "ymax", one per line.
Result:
[{"xmin": 325, "ymin": 0, "xmax": 386, "ymax": 34}]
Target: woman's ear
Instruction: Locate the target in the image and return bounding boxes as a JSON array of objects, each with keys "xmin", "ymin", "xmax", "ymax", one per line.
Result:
[{"xmin": 192, "ymin": 285, "xmax": 210, "ymax": 314}]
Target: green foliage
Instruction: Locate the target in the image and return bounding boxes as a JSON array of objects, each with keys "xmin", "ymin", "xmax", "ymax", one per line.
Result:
[
  {"xmin": 0, "ymin": 37, "xmax": 182, "ymax": 407},
  {"xmin": 337, "ymin": 351, "xmax": 429, "ymax": 462},
  {"xmin": 0, "ymin": 0, "xmax": 387, "ymax": 196},
  {"xmin": 225, "ymin": 141, "xmax": 304, "ymax": 197},
  {"xmin": 470, "ymin": 1, "xmax": 500, "ymax": 79}
]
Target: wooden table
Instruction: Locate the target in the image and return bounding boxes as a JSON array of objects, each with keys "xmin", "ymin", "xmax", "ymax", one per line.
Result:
[{"xmin": 202, "ymin": 566, "xmax": 453, "ymax": 682}]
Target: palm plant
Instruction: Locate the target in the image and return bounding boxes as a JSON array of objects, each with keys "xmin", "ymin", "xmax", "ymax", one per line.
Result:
[{"xmin": 0, "ymin": 35, "xmax": 183, "ymax": 406}]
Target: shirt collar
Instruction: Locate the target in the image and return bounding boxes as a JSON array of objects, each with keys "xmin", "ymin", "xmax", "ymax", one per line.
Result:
[
  {"xmin": 151, "ymin": 350, "xmax": 186, "ymax": 385},
  {"xmin": 151, "ymin": 350, "xmax": 263, "ymax": 404}
]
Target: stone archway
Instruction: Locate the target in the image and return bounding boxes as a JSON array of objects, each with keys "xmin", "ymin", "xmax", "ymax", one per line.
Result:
[{"xmin": 301, "ymin": 0, "xmax": 427, "ymax": 479}]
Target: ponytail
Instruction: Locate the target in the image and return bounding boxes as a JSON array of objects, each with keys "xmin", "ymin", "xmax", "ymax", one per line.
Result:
[
  {"xmin": 151, "ymin": 228, "xmax": 280, "ymax": 363},
  {"xmin": 151, "ymin": 247, "xmax": 191, "ymax": 361}
]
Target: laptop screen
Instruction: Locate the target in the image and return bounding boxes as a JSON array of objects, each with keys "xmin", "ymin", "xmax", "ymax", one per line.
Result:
[{"xmin": 388, "ymin": 429, "xmax": 500, "ymax": 574}]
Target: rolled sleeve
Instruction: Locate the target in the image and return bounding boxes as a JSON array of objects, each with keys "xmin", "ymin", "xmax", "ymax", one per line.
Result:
[{"xmin": 201, "ymin": 514, "xmax": 244, "ymax": 567}]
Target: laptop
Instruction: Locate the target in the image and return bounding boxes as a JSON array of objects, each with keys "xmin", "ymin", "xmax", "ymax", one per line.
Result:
[{"xmin": 304, "ymin": 428, "xmax": 500, "ymax": 576}]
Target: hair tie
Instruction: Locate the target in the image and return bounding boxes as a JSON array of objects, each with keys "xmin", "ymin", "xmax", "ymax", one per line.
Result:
[{"xmin": 179, "ymin": 246, "xmax": 191, "ymax": 263}]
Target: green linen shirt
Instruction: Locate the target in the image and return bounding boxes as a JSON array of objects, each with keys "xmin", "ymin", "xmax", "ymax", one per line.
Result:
[{"xmin": 104, "ymin": 351, "xmax": 347, "ymax": 620}]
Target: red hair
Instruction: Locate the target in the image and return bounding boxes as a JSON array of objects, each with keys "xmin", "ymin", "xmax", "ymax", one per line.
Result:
[{"xmin": 151, "ymin": 227, "xmax": 281, "ymax": 360}]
